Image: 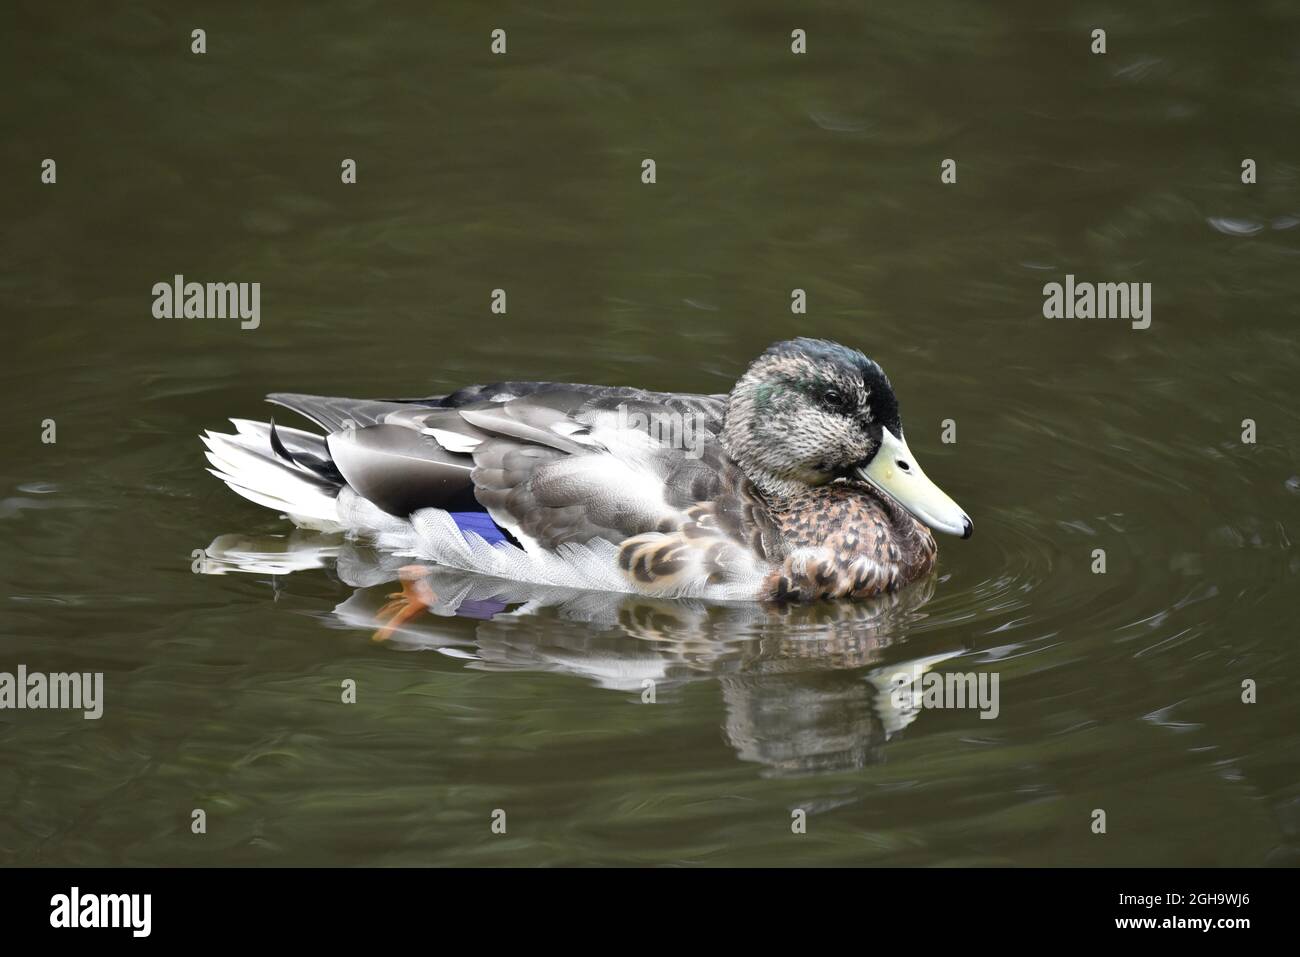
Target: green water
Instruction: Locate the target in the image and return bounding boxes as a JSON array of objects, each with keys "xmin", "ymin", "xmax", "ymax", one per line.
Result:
[{"xmin": 2, "ymin": 1, "xmax": 1298, "ymax": 866}]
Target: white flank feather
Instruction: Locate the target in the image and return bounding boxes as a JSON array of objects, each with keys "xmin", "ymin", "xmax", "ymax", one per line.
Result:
[
  {"xmin": 204, "ymin": 421, "xmax": 767, "ymax": 600},
  {"xmin": 330, "ymin": 490, "xmax": 761, "ymax": 600}
]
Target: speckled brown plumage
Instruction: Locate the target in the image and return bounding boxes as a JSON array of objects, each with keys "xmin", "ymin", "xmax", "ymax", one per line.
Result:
[
  {"xmin": 617, "ymin": 461, "xmax": 782, "ymax": 590},
  {"xmin": 615, "ymin": 474, "xmax": 938, "ymax": 603},
  {"xmin": 759, "ymin": 480, "xmax": 936, "ymax": 602}
]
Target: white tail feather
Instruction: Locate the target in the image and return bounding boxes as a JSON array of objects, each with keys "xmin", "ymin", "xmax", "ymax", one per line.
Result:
[{"xmin": 202, "ymin": 428, "xmax": 342, "ymax": 531}]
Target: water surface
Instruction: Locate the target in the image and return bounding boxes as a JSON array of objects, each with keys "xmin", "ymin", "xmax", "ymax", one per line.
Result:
[{"xmin": 2, "ymin": 0, "xmax": 1298, "ymax": 866}]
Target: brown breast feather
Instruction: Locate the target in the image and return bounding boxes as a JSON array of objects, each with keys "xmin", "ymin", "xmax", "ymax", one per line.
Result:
[{"xmin": 760, "ymin": 482, "xmax": 936, "ymax": 602}]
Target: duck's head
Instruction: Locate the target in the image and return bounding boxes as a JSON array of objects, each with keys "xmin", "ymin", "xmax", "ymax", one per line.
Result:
[{"xmin": 721, "ymin": 337, "xmax": 972, "ymax": 538}]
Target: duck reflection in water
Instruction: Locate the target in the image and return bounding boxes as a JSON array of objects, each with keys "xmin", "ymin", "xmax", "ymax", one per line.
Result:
[{"xmin": 204, "ymin": 532, "xmax": 970, "ymax": 776}]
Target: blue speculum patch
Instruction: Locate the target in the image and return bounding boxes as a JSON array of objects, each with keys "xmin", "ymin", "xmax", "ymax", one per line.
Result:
[{"xmin": 448, "ymin": 510, "xmax": 510, "ymax": 546}]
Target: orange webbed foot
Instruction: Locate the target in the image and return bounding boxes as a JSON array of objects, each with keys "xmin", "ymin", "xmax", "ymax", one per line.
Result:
[{"xmin": 372, "ymin": 565, "xmax": 438, "ymax": 642}]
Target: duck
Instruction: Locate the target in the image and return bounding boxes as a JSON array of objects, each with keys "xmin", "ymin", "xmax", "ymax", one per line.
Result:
[{"xmin": 200, "ymin": 337, "xmax": 971, "ymax": 602}]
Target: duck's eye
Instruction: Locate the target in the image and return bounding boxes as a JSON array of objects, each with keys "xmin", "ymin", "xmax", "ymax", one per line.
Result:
[{"xmin": 822, "ymin": 388, "xmax": 848, "ymax": 411}]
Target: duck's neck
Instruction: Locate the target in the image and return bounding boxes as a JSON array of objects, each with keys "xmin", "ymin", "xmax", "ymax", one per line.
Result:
[
  {"xmin": 721, "ymin": 381, "xmax": 833, "ymax": 499},
  {"xmin": 747, "ymin": 471, "xmax": 823, "ymax": 500}
]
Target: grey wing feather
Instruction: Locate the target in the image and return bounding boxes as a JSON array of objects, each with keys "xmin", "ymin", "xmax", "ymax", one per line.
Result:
[
  {"xmin": 467, "ymin": 390, "xmax": 730, "ymax": 548},
  {"xmin": 266, "ymin": 393, "xmax": 429, "ymax": 433},
  {"xmin": 326, "ymin": 424, "xmax": 480, "ymax": 516},
  {"xmin": 266, "ymin": 384, "xmax": 734, "ymax": 542}
]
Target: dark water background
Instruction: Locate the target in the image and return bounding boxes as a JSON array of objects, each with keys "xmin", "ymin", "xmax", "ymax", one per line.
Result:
[{"xmin": 2, "ymin": 1, "xmax": 1298, "ymax": 865}]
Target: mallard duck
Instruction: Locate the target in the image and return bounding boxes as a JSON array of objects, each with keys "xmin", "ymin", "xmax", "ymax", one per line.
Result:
[{"xmin": 201, "ymin": 337, "xmax": 971, "ymax": 602}]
